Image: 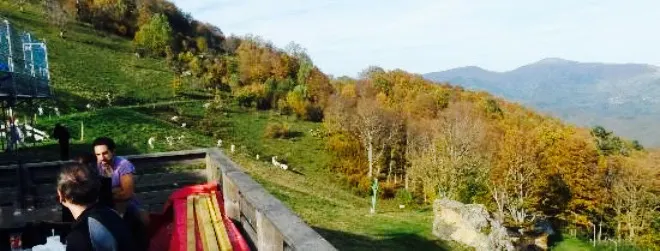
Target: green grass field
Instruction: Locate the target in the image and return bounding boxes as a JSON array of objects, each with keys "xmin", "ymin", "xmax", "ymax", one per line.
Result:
[
  {"xmin": 0, "ymin": 1, "xmax": 175, "ymax": 111},
  {"xmin": 7, "ymin": 103, "xmax": 467, "ymax": 250}
]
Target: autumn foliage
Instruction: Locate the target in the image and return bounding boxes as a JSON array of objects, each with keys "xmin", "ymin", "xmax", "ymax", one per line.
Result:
[{"xmin": 324, "ymin": 68, "xmax": 660, "ymax": 248}]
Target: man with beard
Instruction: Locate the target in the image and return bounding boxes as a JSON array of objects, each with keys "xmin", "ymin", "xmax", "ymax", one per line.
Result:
[{"xmin": 92, "ymin": 137, "xmax": 148, "ymax": 250}]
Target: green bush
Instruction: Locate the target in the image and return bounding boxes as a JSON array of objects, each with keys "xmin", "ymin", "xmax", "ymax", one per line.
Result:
[
  {"xmin": 263, "ymin": 122, "xmax": 292, "ymax": 139},
  {"xmin": 395, "ymin": 189, "xmax": 414, "ymax": 205}
]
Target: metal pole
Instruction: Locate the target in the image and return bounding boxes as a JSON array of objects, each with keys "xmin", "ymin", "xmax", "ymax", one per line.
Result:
[
  {"xmin": 4, "ymin": 19, "xmax": 13, "ymax": 72},
  {"xmin": 42, "ymin": 43, "xmax": 50, "ymax": 81}
]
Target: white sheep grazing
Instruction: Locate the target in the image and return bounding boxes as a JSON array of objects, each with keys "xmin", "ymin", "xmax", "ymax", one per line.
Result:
[
  {"xmin": 280, "ymin": 163, "xmax": 288, "ymax": 170},
  {"xmin": 170, "ymin": 116, "xmax": 179, "ymax": 122},
  {"xmin": 256, "ymin": 154, "xmax": 260, "ymax": 160},
  {"xmin": 181, "ymin": 123, "xmax": 187, "ymax": 128},
  {"xmin": 272, "ymin": 156, "xmax": 279, "ymax": 167},
  {"xmin": 148, "ymin": 137, "xmax": 156, "ymax": 149},
  {"xmin": 166, "ymin": 136, "xmax": 174, "ymax": 146},
  {"xmin": 230, "ymin": 144, "xmax": 236, "ymax": 153},
  {"xmin": 216, "ymin": 139, "xmax": 222, "ymax": 147},
  {"xmin": 203, "ymin": 103, "xmax": 211, "ymax": 109},
  {"xmin": 399, "ymin": 204, "xmax": 406, "ymax": 209},
  {"xmin": 86, "ymin": 103, "xmax": 92, "ymax": 110}
]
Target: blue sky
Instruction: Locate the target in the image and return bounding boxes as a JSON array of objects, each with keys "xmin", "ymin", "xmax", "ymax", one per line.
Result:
[{"xmin": 170, "ymin": 0, "xmax": 660, "ymax": 77}]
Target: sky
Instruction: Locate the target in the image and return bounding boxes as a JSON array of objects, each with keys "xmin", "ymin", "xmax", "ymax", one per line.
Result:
[{"xmin": 170, "ymin": 0, "xmax": 660, "ymax": 78}]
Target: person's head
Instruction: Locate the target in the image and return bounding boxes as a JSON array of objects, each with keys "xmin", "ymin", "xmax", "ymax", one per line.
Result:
[
  {"xmin": 57, "ymin": 163, "xmax": 100, "ymax": 208},
  {"xmin": 75, "ymin": 152, "xmax": 98, "ymax": 174},
  {"xmin": 75, "ymin": 152, "xmax": 96, "ymax": 165},
  {"xmin": 93, "ymin": 137, "xmax": 116, "ymax": 165}
]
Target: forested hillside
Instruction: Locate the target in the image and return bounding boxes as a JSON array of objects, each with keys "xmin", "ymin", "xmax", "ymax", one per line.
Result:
[
  {"xmin": 424, "ymin": 58, "xmax": 660, "ymax": 147},
  {"xmin": 3, "ymin": 0, "xmax": 659, "ymax": 249}
]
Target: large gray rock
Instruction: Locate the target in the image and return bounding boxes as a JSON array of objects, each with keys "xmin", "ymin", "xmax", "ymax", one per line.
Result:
[{"xmin": 432, "ymin": 198, "xmax": 514, "ymax": 251}]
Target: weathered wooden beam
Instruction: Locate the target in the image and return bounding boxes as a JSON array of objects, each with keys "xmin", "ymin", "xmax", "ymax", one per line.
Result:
[
  {"xmin": 206, "ymin": 148, "xmax": 337, "ymax": 251},
  {"xmin": 187, "ymin": 195, "xmax": 196, "ymax": 251},
  {"xmin": 257, "ymin": 210, "xmax": 284, "ymax": 251}
]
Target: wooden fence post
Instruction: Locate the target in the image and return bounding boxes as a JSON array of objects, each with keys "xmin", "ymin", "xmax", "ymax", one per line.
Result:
[
  {"xmin": 257, "ymin": 210, "xmax": 284, "ymax": 251},
  {"xmin": 222, "ymin": 175, "xmax": 240, "ymax": 222}
]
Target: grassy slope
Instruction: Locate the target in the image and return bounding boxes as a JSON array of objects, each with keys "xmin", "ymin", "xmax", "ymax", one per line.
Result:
[
  {"xmin": 0, "ymin": 1, "xmax": 174, "ymax": 111},
  {"xmin": 133, "ymin": 103, "xmax": 469, "ymax": 251},
  {"xmin": 10, "ymin": 102, "xmax": 466, "ymax": 250}
]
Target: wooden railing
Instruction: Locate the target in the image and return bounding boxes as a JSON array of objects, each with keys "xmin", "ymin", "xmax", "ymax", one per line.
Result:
[
  {"xmin": 0, "ymin": 148, "xmax": 337, "ymax": 251},
  {"xmin": 206, "ymin": 148, "xmax": 336, "ymax": 251}
]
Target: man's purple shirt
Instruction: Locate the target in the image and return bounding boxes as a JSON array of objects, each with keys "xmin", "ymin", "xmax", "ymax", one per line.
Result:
[{"xmin": 97, "ymin": 156, "xmax": 140, "ymax": 208}]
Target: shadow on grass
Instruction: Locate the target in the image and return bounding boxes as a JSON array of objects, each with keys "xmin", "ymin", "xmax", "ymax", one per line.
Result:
[{"xmin": 313, "ymin": 227, "xmax": 453, "ymax": 251}]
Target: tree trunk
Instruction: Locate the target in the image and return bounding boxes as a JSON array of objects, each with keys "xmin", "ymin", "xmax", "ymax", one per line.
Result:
[
  {"xmin": 598, "ymin": 221, "xmax": 602, "ymax": 243},
  {"xmin": 593, "ymin": 223, "xmax": 596, "ymax": 247},
  {"xmin": 367, "ymin": 139, "xmax": 374, "ymax": 178},
  {"xmin": 404, "ymin": 172, "xmax": 409, "ymax": 191},
  {"xmin": 617, "ymin": 221, "xmax": 621, "ymax": 241},
  {"xmin": 387, "ymin": 158, "xmax": 394, "ymax": 183}
]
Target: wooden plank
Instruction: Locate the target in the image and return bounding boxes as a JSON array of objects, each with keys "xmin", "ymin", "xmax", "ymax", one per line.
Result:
[
  {"xmin": 205, "ymin": 154, "xmax": 219, "ymax": 182},
  {"xmin": 257, "ymin": 210, "xmax": 284, "ymax": 251},
  {"xmin": 195, "ymin": 195, "xmax": 219, "ymax": 251},
  {"xmin": 239, "ymin": 196, "xmax": 256, "ymax": 229},
  {"xmin": 134, "ymin": 170, "xmax": 208, "ymax": 188},
  {"xmin": 193, "ymin": 196, "xmax": 210, "ymax": 251},
  {"xmin": 186, "ymin": 195, "xmax": 196, "ymax": 251},
  {"xmin": 240, "ymin": 215, "xmax": 258, "ymax": 248},
  {"xmin": 136, "ymin": 189, "xmax": 176, "ymax": 206},
  {"xmin": 207, "ymin": 192, "xmax": 232, "ymax": 251},
  {"xmin": 207, "ymin": 148, "xmax": 337, "ymax": 250},
  {"xmin": 222, "ymin": 175, "xmax": 240, "ymax": 222},
  {"xmin": 211, "ymin": 191, "xmax": 233, "ymax": 251}
]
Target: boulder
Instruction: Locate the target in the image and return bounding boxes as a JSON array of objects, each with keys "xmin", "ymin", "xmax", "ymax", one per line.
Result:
[{"xmin": 433, "ymin": 198, "xmax": 514, "ymax": 251}]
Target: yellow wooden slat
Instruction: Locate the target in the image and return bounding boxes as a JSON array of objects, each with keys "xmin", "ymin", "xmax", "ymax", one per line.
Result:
[
  {"xmin": 193, "ymin": 195, "xmax": 210, "ymax": 251},
  {"xmin": 186, "ymin": 195, "xmax": 196, "ymax": 251},
  {"xmin": 210, "ymin": 191, "xmax": 233, "ymax": 251},
  {"xmin": 196, "ymin": 194, "xmax": 220, "ymax": 251},
  {"xmin": 205, "ymin": 193, "xmax": 233, "ymax": 251}
]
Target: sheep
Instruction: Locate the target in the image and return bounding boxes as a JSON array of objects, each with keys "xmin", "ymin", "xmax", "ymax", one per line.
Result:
[
  {"xmin": 256, "ymin": 154, "xmax": 260, "ymax": 160},
  {"xmin": 170, "ymin": 116, "xmax": 179, "ymax": 122},
  {"xmin": 272, "ymin": 156, "xmax": 279, "ymax": 167},
  {"xmin": 106, "ymin": 93, "xmax": 113, "ymax": 106},
  {"xmin": 86, "ymin": 103, "xmax": 92, "ymax": 110},
  {"xmin": 37, "ymin": 106, "xmax": 43, "ymax": 116},
  {"xmin": 230, "ymin": 144, "xmax": 235, "ymax": 153},
  {"xmin": 177, "ymin": 135, "xmax": 185, "ymax": 141},
  {"xmin": 280, "ymin": 163, "xmax": 288, "ymax": 170},
  {"xmin": 203, "ymin": 103, "xmax": 211, "ymax": 109},
  {"xmin": 181, "ymin": 123, "xmax": 187, "ymax": 128},
  {"xmin": 148, "ymin": 137, "xmax": 156, "ymax": 149},
  {"xmin": 216, "ymin": 139, "xmax": 222, "ymax": 147},
  {"xmin": 399, "ymin": 204, "xmax": 406, "ymax": 209},
  {"xmin": 53, "ymin": 107, "xmax": 60, "ymax": 116}
]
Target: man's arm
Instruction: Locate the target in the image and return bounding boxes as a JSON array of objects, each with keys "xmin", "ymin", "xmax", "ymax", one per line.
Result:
[{"xmin": 113, "ymin": 174, "xmax": 135, "ymax": 201}]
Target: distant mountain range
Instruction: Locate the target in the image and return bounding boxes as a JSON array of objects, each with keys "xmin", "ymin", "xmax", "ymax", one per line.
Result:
[{"xmin": 424, "ymin": 58, "xmax": 660, "ymax": 147}]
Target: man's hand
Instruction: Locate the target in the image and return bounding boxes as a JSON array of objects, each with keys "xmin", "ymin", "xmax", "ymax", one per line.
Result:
[{"xmin": 100, "ymin": 163, "xmax": 113, "ymax": 177}]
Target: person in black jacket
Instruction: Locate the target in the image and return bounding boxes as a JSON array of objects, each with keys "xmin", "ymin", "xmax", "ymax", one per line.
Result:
[
  {"xmin": 57, "ymin": 163, "xmax": 138, "ymax": 251},
  {"xmin": 53, "ymin": 124, "xmax": 71, "ymax": 161},
  {"xmin": 62, "ymin": 153, "xmax": 114, "ymax": 223}
]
